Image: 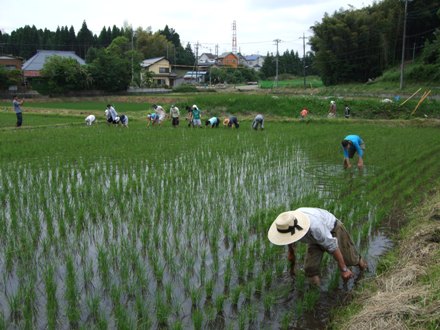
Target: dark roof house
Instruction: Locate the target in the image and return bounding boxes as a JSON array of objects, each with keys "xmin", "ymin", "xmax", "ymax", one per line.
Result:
[{"xmin": 22, "ymin": 50, "xmax": 85, "ymax": 77}]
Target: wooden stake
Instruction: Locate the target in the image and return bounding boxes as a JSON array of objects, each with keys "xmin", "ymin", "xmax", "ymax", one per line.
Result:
[
  {"xmin": 411, "ymin": 90, "xmax": 431, "ymax": 116},
  {"xmin": 399, "ymin": 88, "xmax": 421, "ymax": 107}
]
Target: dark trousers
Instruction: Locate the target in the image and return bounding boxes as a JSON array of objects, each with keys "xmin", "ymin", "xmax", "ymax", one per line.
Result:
[
  {"xmin": 172, "ymin": 117, "xmax": 179, "ymax": 126},
  {"xmin": 16, "ymin": 112, "xmax": 22, "ymax": 127}
]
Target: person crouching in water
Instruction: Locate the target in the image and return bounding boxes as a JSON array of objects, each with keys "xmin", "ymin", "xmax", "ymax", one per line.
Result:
[
  {"xmin": 119, "ymin": 114, "xmax": 128, "ymax": 127},
  {"xmin": 105, "ymin": 104, "xmax": 118, "ymax": 124},
  {"xmin": 341, "ymin": 134, "xmax": 365, "ymax": 170},
  {"xmin": 268, "ymin": 208, "xmax": 368, "ymax": 286},
  {"xmin": 223, "ymin": 116, "xmax": 239, "ymax": 128},
  {"xmin": 252, "ymin": 114, "xmax": 264, "ymax": 130},
  {"xmin": 85, "ymin": 114, "xmax": 96, "ymax": 126},
  {"xmin": 170, "ymin": 105, "xmax": 180, "ymax": 127},
  {"xmin": 205, "ymin": 117, "xmax": 220, "ymax": 128}
]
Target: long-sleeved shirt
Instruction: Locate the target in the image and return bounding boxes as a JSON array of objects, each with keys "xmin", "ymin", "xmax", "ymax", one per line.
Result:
[
  {"xmin": 107, "ymin": 106, "xmax": 118, "ymax": 121},
  {"xmin": 297, "ymin": 207, "xmax": 338, "ymax": 253},
  {"xmin": 342, "ymin": 135, "xmax": 364, "ymax": 158}
]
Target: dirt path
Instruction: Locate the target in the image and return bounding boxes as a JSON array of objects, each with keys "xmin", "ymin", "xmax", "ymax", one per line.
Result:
[{"xmin": 334, "ymin": 189, "xmax": 440, "ymax": 329}]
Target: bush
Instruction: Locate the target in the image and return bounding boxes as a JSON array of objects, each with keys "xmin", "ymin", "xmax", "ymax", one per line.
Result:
[{"xmin": 172, "ymin": 84, "xmax": 198, "ymax": 93}]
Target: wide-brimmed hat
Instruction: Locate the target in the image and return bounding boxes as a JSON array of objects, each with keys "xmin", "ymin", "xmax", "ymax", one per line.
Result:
[
  {"xmin": 223, "ymin": 118, "xmax": 230, "ymax": 126},
  {"xmin": 268, "ymin": 210, "xmax": 310, "ymax": 246}
]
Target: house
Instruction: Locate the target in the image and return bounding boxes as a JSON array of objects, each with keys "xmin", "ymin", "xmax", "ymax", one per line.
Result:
[
  {"xmin": 183, "ymin": 71, "xmax": 207, "ymax": 84},
  {"xmin": 22, "ymin": 50, "xmax": 85, "ymax": 78},
  {"xmin": 140, "ymin": 57, "xmax": 176, "ymax": 87},
  {"xmin": 0, "ymin": 55, "xmax": 23, "ymax": 71},
  {"xmin": 216, "ymin": 52, "xmax": 239, "ymax": 68},
  {"xmin": 243, "ymin": 54, "xmax": 265, "ymax": 71},
  {"xmin": 198, "ymin": 53, "xmax": 216, "ymax": 66}
]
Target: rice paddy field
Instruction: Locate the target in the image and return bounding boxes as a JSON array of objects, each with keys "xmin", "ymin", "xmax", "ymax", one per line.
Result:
[{"xmin": 1, "ymin": 102, "xmax": 440, "ymax": 329}]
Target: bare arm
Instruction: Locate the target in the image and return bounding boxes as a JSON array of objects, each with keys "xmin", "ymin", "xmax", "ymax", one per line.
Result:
[
  {"xmin": 332, "ymin": 248, "xmax": 353, "ymax": 281},
  {"xmin": 288, "ymin": 243, "xmax": 296, "ymax": 277}
]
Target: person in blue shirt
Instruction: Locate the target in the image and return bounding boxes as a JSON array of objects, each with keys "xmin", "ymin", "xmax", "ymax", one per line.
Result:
[
  {"xmin": 13, "ymin": 95, "xmax": 24, "ymax": 127},
  {"xmin": 147, "ymin": 113, "xmax": 159, "ymax": 127},
  {"xmin": 341, "ymin": 135, "xmax": 365, "ymax": 169}
]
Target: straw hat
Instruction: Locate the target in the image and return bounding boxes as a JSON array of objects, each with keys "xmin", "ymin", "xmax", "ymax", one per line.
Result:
[
  {"xmin": 268, "ymin": 210, "xmax": 310, "ymax": 246},
  {"xmin": 223, "ymin": 118, "xmax": 230, "ymax": 126}
]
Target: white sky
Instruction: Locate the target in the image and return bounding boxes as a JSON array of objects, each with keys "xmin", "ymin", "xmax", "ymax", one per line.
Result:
[{"xmin": 1, "ymin": 0, "xmax": 378, "ymax": 56}]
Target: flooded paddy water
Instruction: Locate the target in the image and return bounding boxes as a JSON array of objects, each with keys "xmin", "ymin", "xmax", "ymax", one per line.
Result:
[{"xmin": 0, "ymin": 122, "xmax": 438, "ymax": 329}]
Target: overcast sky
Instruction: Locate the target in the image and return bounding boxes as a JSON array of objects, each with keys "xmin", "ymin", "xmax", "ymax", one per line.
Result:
[{"xmin": 1, "ymin": 0, "xmax": 378, "ymax": 56}]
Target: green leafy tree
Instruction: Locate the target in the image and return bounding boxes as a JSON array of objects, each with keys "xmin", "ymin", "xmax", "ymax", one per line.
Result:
[
  {"xmin": 40, "ymin": 56, "xmax": 91, "ymax": 93},
  {"xmin": 76, "ymin": 21, "xmax": 95, "ymax": 59},
  {"xmin": 0, "ymin": 68, "xmax": 22, "ymax": 90},
  {"xmin": 88, "ymin": 47, "xmax": 131, "ymax": 92}
]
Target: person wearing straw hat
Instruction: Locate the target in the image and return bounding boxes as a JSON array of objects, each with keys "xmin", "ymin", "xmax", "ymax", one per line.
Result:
[
  {"xmin": 341, "ymin": 134, "xmax": 365, "ymax": 170},
  {"xmin": 328, "ymin": 100, "xmax": 336, "ymax": 118},
  {"xmin": 223, "ymin": 115, "xmax": 239, "ymax": 128},
  {"xmin": 268, "ymin": 208, "xmax": 367, "ymax": 286}
]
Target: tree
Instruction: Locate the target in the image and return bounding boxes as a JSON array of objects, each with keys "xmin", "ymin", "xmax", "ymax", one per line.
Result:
[
  {"xmin": 76, "ymin": 21, "xmax": 95, "ymax": 59},
  {"xmin": 41, "ymin": 56, "xmax": 91, "ymax": 93},
  {"xmin": 88, "ymin": 48, "xmax": 131, "ymax": 92},
  {"xmin": 0, "ymin": 68, "xmax": 22, "ymax": 90}
]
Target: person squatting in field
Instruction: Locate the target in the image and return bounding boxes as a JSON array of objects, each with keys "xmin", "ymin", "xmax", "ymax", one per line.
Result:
[
  {"xmin": 300, "ymin": 107, "xmax": 309, "ymax": 120},
  {"xmin": 119, "ymin": 114, "xmax": 128, "ymax": 127},
  {"xmin": 85, "ymin": 114, "xmax": 96, "ymax": 126},
  {"xmin": 147, "ymin": 113, "xmax": 159, "ymax": 127},
  {"xmin": 252, "ymin": 114, "xmax": 264, "ymax": 130},
  {"xmin": 223, "ymin": 115, "xmax": 239, "ymax": 128},
  {"xmin": 152, "ymin": 104, "xmax": 166, "ymax": 125},
  {"xmin": 341, "ymin": 134, "xmax": 365, "ymax": 170},
  {"xmin": 170, "ymin": 105, "xmax": 180, "ymax": 127},
  {"xmin": 205, "ymin": 117, "xmax": 220, "ymax": 128},
  {"xmin": 268, "ymin": 208, "xmax": 368, "ymax": 286},
  {"xmin": 105, "ymin": 104, "xmax": 118, "ymax": 124}
]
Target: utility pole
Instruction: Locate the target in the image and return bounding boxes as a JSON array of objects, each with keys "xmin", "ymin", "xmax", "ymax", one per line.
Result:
[
  {"xmin": 131, "ymin": 28, "xmax": 134, "ymax": 86},
  {"xmin": 194, "ymin": 42, "xmax": 200, "ymax": 83},
  {"xmin": 400, "ymin": 0, "xmax": 408, "ymax": 90},
  {"xmin": 274, "ymin": 39, "xmax": 281, "ymax": 88},
  {"xmin": 300, "ymin": 33, "xmax": 307, "ymax": 89}
]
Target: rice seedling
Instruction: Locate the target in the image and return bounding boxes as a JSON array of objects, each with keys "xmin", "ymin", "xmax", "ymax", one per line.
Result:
[
  {"xmin": 192, "ymin": 308, "xmax": 204, "ymax": 330},
  {"xmin": 44, "ymin": 265, "xmax": 58, "ymax": 330},
  {"xmin": 231, "ymin": 286, "xmax": 242, "ymax": 307},
  {"xmin": 0, "ymin": 115, "xmax": 439, "ymax": 328},
  {"xmin": 65, "ymin": 256, "xmax": 80, "ymax": 328}
]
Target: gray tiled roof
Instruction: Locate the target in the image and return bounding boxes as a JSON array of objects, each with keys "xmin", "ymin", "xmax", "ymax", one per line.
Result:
[
  {"xmin": 140, "ymin": 57, "xmax": 166, "ymax": 68},
  {"xmin": 22, "ymin": 50, "xmax": 85, "ymax": 71}
]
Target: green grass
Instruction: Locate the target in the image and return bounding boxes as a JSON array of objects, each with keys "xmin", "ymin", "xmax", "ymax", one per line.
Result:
[{"xmin": 260, "ymin": 76, "xmax": 324, "ymax": 89}]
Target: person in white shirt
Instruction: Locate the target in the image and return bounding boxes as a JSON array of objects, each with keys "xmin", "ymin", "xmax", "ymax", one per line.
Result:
[
  {"xmin": 105, "ymin": 104, "xmax": 118, "ymax": 124},
  {"xmin": 268, "ymin": 208, "xmax": 368, "ymax": 286},
  {"xmin": 169, "ymin": 105, "xmax": 180, "ymax": 127},
  {"xmin": 85, "ymin": 114, "xmax": 96, "ymax": 126},
  {"xmin": 152, "ymin": 104, "xmax": 166, "ymax": 125}
]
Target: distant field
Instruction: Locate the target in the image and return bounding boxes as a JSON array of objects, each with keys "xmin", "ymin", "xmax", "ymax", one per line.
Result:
[{"xmin": 260, "ymin": 77, "xmax": 324, "ymax": 89}]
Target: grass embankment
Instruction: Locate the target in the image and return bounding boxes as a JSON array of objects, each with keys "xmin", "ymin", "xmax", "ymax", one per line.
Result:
[
  {"xmin": 332, "ymin": 189, "xmax": 440, "ymax": 330},
  {"xmin": 1, "ymin": 90, "xmax": 439, "ymax": 122}
]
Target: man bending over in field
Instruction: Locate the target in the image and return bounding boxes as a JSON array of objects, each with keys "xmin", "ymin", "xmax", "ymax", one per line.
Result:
[
  {"xmin": 268, "ymin": 208, "xmax": 368, "ymax": 286},
  {"xmin": 341, "ymin": 134, "xmax": 365, "ymax": 170}
]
